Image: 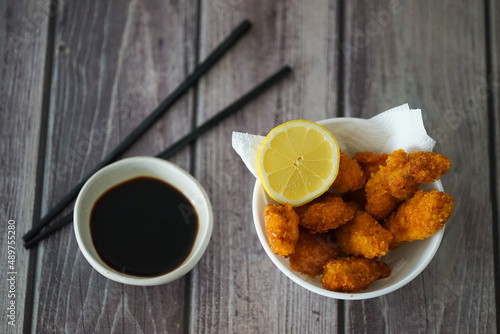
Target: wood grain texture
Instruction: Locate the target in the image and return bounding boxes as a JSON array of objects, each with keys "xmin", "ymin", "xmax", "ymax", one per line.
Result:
[
  {"xmin": 490, "ymin": 0, "xmax": 500, "ymax": 183},
  {"xmin": 0, "ymin": 1, "xmax": 49, "ymax": 333},
  {"xmin": 31, "ymin": 0, "xmax": 198, "ymax": 333},
  {"xmin": 2, "ymin": 0, "xmax": 498, "ymax": 333},
  {"xmin": 489, "ymin": 1, "xmax": 500, "ymax": 331},
  {"xmin": 342, "ymin": 0, "xmax": 496, "ymax": 333},
  {"xmin": 189, "ymin": 1, "xmax": 340, "ymax": 333}
]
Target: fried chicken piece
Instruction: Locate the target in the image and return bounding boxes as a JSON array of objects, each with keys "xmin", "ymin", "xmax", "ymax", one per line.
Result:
[
  {"xmin": 365, "ymin": 149, "xmax": 451, "ymax": 220},
  {"xmin": 333, "ymin": 153, "xmax": 366, "ymax": 193},
  {"xmin": 335, "ymin": 211, "xmax": 393, "ymax": 259},
  {"xmin": 385, "ymin": 150, "xmax": 451, "ymax": 200},
  {"xmin": 321, "ymin": 257, "xmax": 391, "ymax": 293},
  {"xmin": 295, "ymin": 193, "xmax": 356, "ymax": 233},
  {"xmin": 288, "ymin": 228, "xmax": 339, "ymax": 278},
  {"xmin": 364, "ymin": 150, "xmax": 408, "ymax": 220},
  {"xmin": 354, "ymin": 152, "xmax": 389, "ymax": 180},
  {"xmin": 364, "ymin": 175, "xmax": 401, "ymax": 220},
  {"xmin": 405, "ymin": 151, "xmax": 452, "ymax": 184},
  {"xmin": 384, "ymin": 190, "xmax": 454, "ymax": 248},
  {"xmin": 264, "ymin": 203, "xmax": 300, "ymax": 256}
]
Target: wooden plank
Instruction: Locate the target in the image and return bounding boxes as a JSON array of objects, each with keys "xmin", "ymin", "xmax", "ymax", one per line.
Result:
[
  {"xmin": 489, "ymin": 0, "xmax": 500, "ymax": 330},
  {"xmin": 0, "ymin": 1, "xmax": 49, "ymax": 333},
  {"xmin": 343, "ymin": 0, "xmax": 496, "ymax": 333},
  {"xmin": 189, "ymin": 1, "xmax": 340, "ymax": 333},
  {"xmin": 31, "ymin": 1, "xmax": 198, "ymax": 333}
]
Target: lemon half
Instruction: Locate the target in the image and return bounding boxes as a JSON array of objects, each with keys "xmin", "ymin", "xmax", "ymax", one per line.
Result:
[{"xmin": 257, "ymin": 120, "xmax": 340, "ymax": 206}]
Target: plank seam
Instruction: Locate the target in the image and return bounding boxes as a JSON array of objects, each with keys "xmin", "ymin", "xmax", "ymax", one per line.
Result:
[
  {"xmin": 337, "ymin": 0, "xmax": 346, "ymax": 332},
  {"xmin": 189, "ymin": 0, "xmax": 202, "ymax": 173},
  {"xmin": 23, "ymin": 0, "xmax": 58, "ymax": 333},
  {"xmin": 336, "ymin": 0, "xmax": 346, "ymax": 119},
  {"xmin": 484, "ymin": 0, "xmax": 500, "ymax": 332},
  {"xmin": 184, "ymin": 0, "xmax": 203, "ymax": 333}
]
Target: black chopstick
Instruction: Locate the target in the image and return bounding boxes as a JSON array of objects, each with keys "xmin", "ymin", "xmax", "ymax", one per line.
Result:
[
  {"xmin": 23, "ymin": 65, "xmax": 292, "ymax": 249},
  {"xmin": 23, "ymin": 19, "xmax": 252, "ymax": 243},
  {"xmin": 157, "ymin": 66, "xmax": 292, "ymax": 159},
  {"xmin": 23, "ymin": 213, "xmax": 73, "ymax": 249}
]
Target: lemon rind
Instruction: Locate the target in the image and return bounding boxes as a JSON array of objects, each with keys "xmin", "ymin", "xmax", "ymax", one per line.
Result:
[{"xmin": 257, "ymin": 120, "xmax": 340, "ymax": 207}]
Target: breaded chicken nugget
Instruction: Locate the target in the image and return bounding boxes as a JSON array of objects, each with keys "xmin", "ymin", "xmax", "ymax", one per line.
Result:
[
  {"xmin": 264, "ymin": 203, "xmax": 300, "ymax": 256},
  {"xmin": 353, "ymin": 152, "xmax": 389, "ymax": 179},
  {"xmin": 289, "ymin": 228, "xmax": 339, "ymax": 278},
  {"xmin": 321, "ymin": 257, "xmax": 391, "ymax": 293},
  {"xmin": 335, "ymin": 211, "xmax": 393, "ymax": 259},
  {"xmin": 384, "ymin": 190, "xmax": 454, "ymax": 248},
  {"xmin": 333, "ymin": 153, "xmax": 366, "ymax": 193},
  {"xmin": 295, "ymin": 193, "xmax": 356, "ymax": 233},
  {"xmin": 365, "ymin": 149, "xmax": 451, "ymax": 220},
  {"xmin": 364, "ymin": 175, "xmax": 401, "ymax": 220},
  {"xmin": 385, "ymin": 150, "xmax": 451, "ymax": 200},
  {"xmin": 364, "ymin": 151, "xmax": 408, "ymax": 219},
  {"xmin": 406, "ymin": 151, "xmax": 452, "ymax": 184}
]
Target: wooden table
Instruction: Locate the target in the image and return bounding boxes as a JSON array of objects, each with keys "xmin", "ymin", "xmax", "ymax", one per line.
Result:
[{"xmin": 1, "ymin": 0, "xmax": 498, "ymax": 333}]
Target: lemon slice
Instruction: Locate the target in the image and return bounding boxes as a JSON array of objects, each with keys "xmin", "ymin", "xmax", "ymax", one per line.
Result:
[{"xmin": 257, "ymin": 120, "xmax": 340, "ymax": 206}]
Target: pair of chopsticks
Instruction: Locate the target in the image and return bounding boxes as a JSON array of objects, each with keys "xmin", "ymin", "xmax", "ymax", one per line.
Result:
[{"xmin": 23, "ymin": 19, "xmax": 292, "ymax": 249}]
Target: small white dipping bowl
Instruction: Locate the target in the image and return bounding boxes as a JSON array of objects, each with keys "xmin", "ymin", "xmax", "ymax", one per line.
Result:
[
  {"xmin": 74, "ymin": 156, "xmax": 213, "ymax": 286},
  {"xmin": 252, "ymin": 117, "xmax": 445, "ymax": 300}
]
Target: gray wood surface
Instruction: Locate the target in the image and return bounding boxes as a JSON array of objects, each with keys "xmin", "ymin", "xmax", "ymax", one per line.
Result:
[
  {"xmin": 190, "ymin": 1, "xmax": 339, "ymax": 333},
  {"xmin": 31, "ymin": 1, "xmax": 197, "ymax": 333},
  {"xmin": 343, "ymin": 1, "xmax": 496, "ymax": 333},
  {"xmin": 490, "ymin": 0, "xmax": 500, "ymax": 329},
  {"xmin": 0, "ymin": 1, "xmax": 49, "ymax": 333},
  {"xmin": 0, "ymin": 0, "xmax": 498, "ymax": 333}
]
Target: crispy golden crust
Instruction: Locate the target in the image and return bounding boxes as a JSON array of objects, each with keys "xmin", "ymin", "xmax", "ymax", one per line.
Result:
[
  {"xmin": 264, "ymin": 203, "xmax": 300, "ymax": 256},
  {"xmin": 384, "ymin": 190, "xmax": 454, "ymax": 248},
  {"xmin": 364, "ymin": 174, "xmax": 401, "ymax": 220},
  {"xmin": 380, "ymin": 149, "xmax": 420, "ymax": 199},
  {"xmin": 384, "ymin": 149, "xmax": 451, "ymax": 200},
  {"xmin": 364, "ymin": 151, "xmax": 406, "ymax": 219},
  {"xmin": 335, "ymin": 211, "xmax": 393, "ymax": 259},
  {"xmin": 320, "ymin": 257, "xmax": 391, "ymax": 293},
  {"xmin": 262, "ymin": 148, "xmax": 453, "ymax": 293},
  {"xmin": 365, "ymin": 149, "xmax": 451, "ymax": 220},
  {"xmin": 354, "ymin": 152, "xmax": 389, "ymax": 180},
  {"xmin": 288, "ymin": 228, "xmax": 339, "ymax": 278},
  {"xmin": 406, "ymin": 151, "xmax": 451, "ymax": 184},
  {"xmin": 333, "ymin": 153, "xmax": 366, "ymax": 193},
  {"xmin": 295, "ymin": 193, "xmax": 356, "ymax": 233}
]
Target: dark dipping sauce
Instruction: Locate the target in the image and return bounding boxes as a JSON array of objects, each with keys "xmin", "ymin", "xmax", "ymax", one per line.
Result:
[{"xmin": 90, "ymin": 176, "xmax": 198, "ymax": 277}]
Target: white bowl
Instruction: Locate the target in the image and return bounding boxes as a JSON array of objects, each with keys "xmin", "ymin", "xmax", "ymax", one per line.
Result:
[
  {"xmin": 74, "ymin": 157, "xmax": 213, "ymax": 286},
  {"xmin": 252, "ymin": 117, "xmax": 445, "ymax": 300}
]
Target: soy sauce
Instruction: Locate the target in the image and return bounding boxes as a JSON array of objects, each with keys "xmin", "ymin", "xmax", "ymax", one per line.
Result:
[{"xmin": 90, "ymin": 176, "xmax": 198, "ymax": 277}]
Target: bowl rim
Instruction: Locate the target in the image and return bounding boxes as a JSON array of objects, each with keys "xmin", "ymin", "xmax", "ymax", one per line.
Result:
[
  {"xmin": 73, "ymin": 156, "xmax": 213, "ymax": 286},
  {"xmin": 251, "ymin": 116, "xmax": 445, "ymax": 300}
]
